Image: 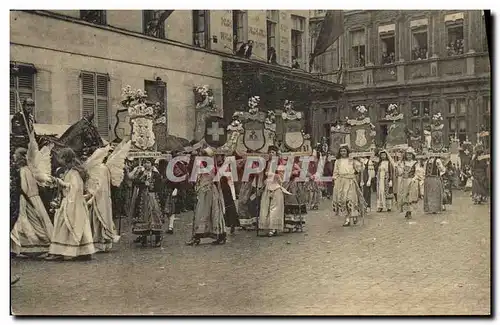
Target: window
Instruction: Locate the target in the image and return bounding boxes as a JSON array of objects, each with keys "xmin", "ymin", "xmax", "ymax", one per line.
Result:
[
  {"xmin": 481, "ymin": 96, "xmax": 491, "ymax": 131},
  {"xmin": 291, "ymin": 15, "xmax": 305, "ymax": 62},
  {"xmin": 379, "ymin": 29, "xmax": 395, "ymax": 65},
  {"xmin": 193, "ymin": 10, "xmax": 209, "ymax": 49},
  {"xmin": 411, "ymin": 27, "xmax": 428, "ymax": 60},
  {"xmin": 80, "ymin": 10, "xmax": 106, "ymax": 25},
  {"xmin": 233, "ymin": 10, "xmax": 247, "ymax": 52},
  {"xmin": 10, "ymin": 65, "xmax": 36, "ymax": 116},
  {"xmin": 447, "ymin": 98, "xmax": 467, "ymax": 143},
  {"xmin": 446, "ymin": 21, "xmax": 464, "ymax": 56},
  {"xmin": 482, "ymin": 14, "xmax": 489, "ymax": 52},
  {"xmin": 143, "ymin": 10, "xmax": 166, "ymax": 39},
  {"xmin": 350, "ymin": 30, "xmax": 366, "ymax": 68},
  {"xmin": 410, "ymin": 101, "xmax": 431, "ymax": 137},
  {"xmin": 266, "ymin": 10, "xmax": 278, "ymax": 62},
  {"xmin": 81, "ymin": 71, "xmax": 109, "ymax": 138}
]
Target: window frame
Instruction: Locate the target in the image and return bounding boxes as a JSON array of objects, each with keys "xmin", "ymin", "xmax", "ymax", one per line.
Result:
[
  {"xmin": 291, "ymin": 15, "xmax": 305, "ymax": 62},
  {"xmin": 233, "ymin": 10, "xmax": 248, "ymax": 52},
  {"xmin": 143, "ymin": 10, "xmax": 166, "ymax": 39},
  {"xmin": 379, "ymin": 31, "xmax": 396, "ymax": 65},
  {"xmin": 349, "ymin": 28, "xmax": 366, "ymax": 68},
  {"xmin": 192, "ymin": 10, "xmax": 210, "ymax": 49},
  {"xmin": 80, "ymin": 71, "xmax": 110, "ymax": 138},
  {"xmin": 410, "ymin": 25, "xmax": 429, "ymax": 61},
  {"xmin": 266, "ymin": 10, "xmax": 278, "ymax": 56},
  {"xmin": 10, "ymin": 66, "xmax": 36, "ymax": 116},
  {"xmin": 409, "ymin": 100, "xmax": 431, "ymax": 138},
  {"xmin": 445, "ymin": 19, "xmax": 465, "ymax": 57},
  {"xmin": 446, "ymin": 98, "xmax": 468, "ymax": 143}
]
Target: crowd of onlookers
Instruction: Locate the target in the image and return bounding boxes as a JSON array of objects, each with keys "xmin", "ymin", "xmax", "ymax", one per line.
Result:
[
  {"xmin": 412, "ymin": 47, "xmax": 429, "ymax": 60},
  {"xmin": 382, "ymin": 51, "xmax": 396, "ymax": 64},
  {"xmin": 447, "ymin": 39, "xmax": 465, "ymax": 56}
]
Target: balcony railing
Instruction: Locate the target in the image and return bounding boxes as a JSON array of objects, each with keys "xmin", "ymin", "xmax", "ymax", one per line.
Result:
[
  {"xmin": 440, "ymin": 56, "xmax": 466, "ymax": 77},
  {"xmin": 373, "ymin": 65, "xmax": 397, "ymax": 83},
  {"xmin": 405, "ymin": 60, "xmax": 432, "ymax": 80}
]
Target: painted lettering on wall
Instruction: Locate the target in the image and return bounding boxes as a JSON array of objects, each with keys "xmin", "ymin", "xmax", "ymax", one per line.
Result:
[
  {"xmin": 220, "ymin": 17, "xmax": 231, "ymax": 28},
  {"xmin": 280, "ymin": 49, "xmax": 290, "ymax": 65},
  {"xmin": 249, "ymin": 26, "xmax": 266, "ymax": 38},
  {"xmin": 220, "ymin": 32, "xmax": 233, "ymax": 42}
]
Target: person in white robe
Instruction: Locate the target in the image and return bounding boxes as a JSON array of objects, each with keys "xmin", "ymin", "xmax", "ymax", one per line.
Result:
[
  {"xmin": 332, "ymin": 144, "xmax": 367, "ymax": 227},
  {"xmin": 11, "ymin": 145, "xmax": 54, "ymax": 257},
  {"xmin": 375, "ymin": 150, "xmax": 394, "ymax": 212},
  {"xmin": 46, "ymin": 148, "xmax": 96, "ymax": 261},
  {"xmin": 86, "ymin": 142, "xmax": 130, "ymax": 252}
]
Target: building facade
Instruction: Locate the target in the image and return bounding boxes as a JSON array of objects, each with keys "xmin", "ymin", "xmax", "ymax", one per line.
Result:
[
  {"xmin": 10, "ymin": 9, "xmax": 327, "ymax": 142},
  {"xmin": 309, "ymin": 10, "xmax": 491, "ymax": 146}
]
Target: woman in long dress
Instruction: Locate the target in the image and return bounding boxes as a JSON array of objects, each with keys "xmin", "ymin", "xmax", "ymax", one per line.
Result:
[
  {"xmin": 375, "ymin": 150, "xmax": 394, "ymax": 212},
  {"xmin": 283, "ymin": 157, "xmax": 307, "ymax": 232},
  {"xmin": 237, "ymin": 158, "xmax": 261, "ymax": 230},
  {"xmin": 46, "ymin": 148, "xmax": 96, "ymax": 261},
  {"xmin": 394, "ymin": 147, "xmax": 421, "ymax": 219},
  {"xmin": 216, "ymin": 155, "xmax": 240, "ymax": 234},
  {"xmin": 423, "ymin": 153, "xmax": 446, "ymax": 214},
  {"xmin": 332, "ymin": 145, "xmax": 367, "ymax": 227},
  {"xmin": 186, "ymin": 148, "xmax": 226, "ymax": 245},
  {"xmin": 470, "ymin": 145, "xmax": 489, "ymax": 204},
  {"xmin": 259, "ymin": 145, "xmax": 286, "ymax": 237},
  {"xmin": 11, "ymin": 147, "xmax": 54, "ymax": 257},
  {"xmin": 129, "ymin": 159, "xmax": 164, "ymax": 247}
]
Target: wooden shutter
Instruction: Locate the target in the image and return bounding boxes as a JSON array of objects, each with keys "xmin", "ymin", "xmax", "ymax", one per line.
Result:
[
  {"xmin": 96, "ymin": 74, "xmax": 109, "ymax": 137},
  {"xmin": 81, "ymin": 72, "xmax": 96, "ymax": 120},
  {"xmin": 10, "ymin": 73, "xmax": 35, "ymax": 115},
  {"xmin": 10, "ymin": 74, "xmax": 16, "ymax": 115}
]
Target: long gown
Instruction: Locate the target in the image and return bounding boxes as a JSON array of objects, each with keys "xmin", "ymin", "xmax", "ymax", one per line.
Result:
[
  {"xmin": 396, "ymin": 160, "xmax": 421, "ymax": 213},
  {"xmin": 192, "ymin": 170, "xmax": 226, "ymax": 239},
  {"xmin": 88, "ymin": 164, "xmax": 120, "ymax": 252},
  {"xmin": 130, "ymin": 167, "xmax": 164, "ymax": 236},
  {"xmin": 423, "ymin": 158, "xmax": 446, "ymax": 213},
  {"xmin": 11, "ymin": 166, "xmax": 54, "ymax": 255},
  {"xmin": 259, "ymin": 169, "xmax": 285, "ymax": 232},
  {"xmin": 220, "ymin": 175, "xmax": 240, "ymax": 229},
  {"xmin": 284, "ymin": 162, "xmax": 308, "ymax": 230},
  {"xmin": 49, "ymin": 169, "xmax": 96, "ymax": 257},
  {"xmin": 376, "ymin": 160, "xmax": 394, "ymax": 211},
  {"xmin": 332, "ymin": 158, "xmax": 366, "ymax": 220},
  {"xmin": 471, "ymin": 156, "xmax": 489, "ymax": 204}
]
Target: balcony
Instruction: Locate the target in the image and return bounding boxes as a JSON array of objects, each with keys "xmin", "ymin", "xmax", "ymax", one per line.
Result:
[
  {"xmin": 439, "ymin": 56, "xmax": 467, "ymax": 77},
  {"xmin": 405, "ymin": 60, "xmax": 432, "ymax": 80},
  {"xmin": 373, "ymin": 65, "xmax": 397, "ymax": 83},
  {"xmin": 474, "ymin": 55, "xmax": 491, "ymax": 75}
]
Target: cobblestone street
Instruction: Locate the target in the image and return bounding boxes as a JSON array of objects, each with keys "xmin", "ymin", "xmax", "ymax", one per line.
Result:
[{"xmin": 11, "ymin": 191, "xmax": 490, "ymax": 316}]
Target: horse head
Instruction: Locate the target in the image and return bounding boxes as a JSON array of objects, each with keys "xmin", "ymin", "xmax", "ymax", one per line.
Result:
[{"xmin": 59, "ymin": 115, "xmax": 104, "ymax": 157}]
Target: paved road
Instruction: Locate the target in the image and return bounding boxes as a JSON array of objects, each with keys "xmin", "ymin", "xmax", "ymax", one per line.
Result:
[{"xmin": 11, "ymin": 191, "xmax": 490, "ymax": 315}]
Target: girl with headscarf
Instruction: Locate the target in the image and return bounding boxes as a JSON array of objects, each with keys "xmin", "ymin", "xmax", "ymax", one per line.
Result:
[
  {"xmin": 394, "ymin": 147, "xmax": 422, "ymax": 219},
  {"xmin": 332, "ymin": 144, "xmax": 367, "ymax": 227},
  {"xmin": 186, "ymin": 147, "xmax": 227, "ymax": 245},
  {"xmin": 46, "ymin": 148, "xmax": 96, "ymax": 260},
  {"xmin": 129, "ymin": 158, "xmax": 164, "ymax": 247}
]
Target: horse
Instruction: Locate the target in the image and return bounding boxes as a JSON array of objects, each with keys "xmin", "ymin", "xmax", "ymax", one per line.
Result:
[{"xmin": 10, "ymin": 114, "xmax": 104, "ymax": 221}]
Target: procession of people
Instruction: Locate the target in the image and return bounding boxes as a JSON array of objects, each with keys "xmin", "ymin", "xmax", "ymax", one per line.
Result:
[{"xmin": 10, "ymin": 93, "xmax": 490, "ymax": 289}]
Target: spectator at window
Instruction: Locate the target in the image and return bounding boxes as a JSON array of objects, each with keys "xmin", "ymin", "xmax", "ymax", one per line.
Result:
[
  {"xmin": 268, "ymin": 47, "xmax": 277, "ymax": 64},
  {"xmin": 355, "ymin": 54, "xmax": 365, "ymax": 67},
  {"xmin": 382, "ymin": 51, "xmax": 395, "ymax": 65},
  {"xmin": 291, "ymin": 57, "xmax": 300, "ymax": 69},
  {"xmin": 447, "ymin": 39, "xmax": 464, "ymax": 56},
  {"xmin": 412, "ymin": 46, "xmax": 428, "ymax": 60},
  {"xmin": 236, "ymin": 40, "xmax": 254, "ymax": 59}
]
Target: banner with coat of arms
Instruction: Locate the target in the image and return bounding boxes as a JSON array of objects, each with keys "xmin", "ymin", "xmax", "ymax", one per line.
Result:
[
  {"xmin": 243, "ymin": 120, "xmax": 266, "ymax": 152},
  {"xmin": 283, "ymin": 119, "xmax": 305, "ymax": 151},
  {"xmin": 204, "ymin": 116, "xmax": 228, "ymax": 148}
]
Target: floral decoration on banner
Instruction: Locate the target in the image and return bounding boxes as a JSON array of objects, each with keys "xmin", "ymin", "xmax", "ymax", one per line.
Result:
[
  {"xmin": 383, "ymin": 103, "xmax": 404, "ymax": 121},
  {"xmin": 281, "ymin": 100, "xmax": 302, "ymax": 120},
  {"xmin": 248, "ymin": 96, "xmax": 260, "ymax": 114},
  {"xmin": 193, "ymin": 85, "xmax": 217, "ymax": 111},
  {"xmin": 432, "ymin": 112, "xmax": 444, "ymax": 122},
  {"xmin": 356, "ymin": 105, "xmax": 367, "ymax": 114}
]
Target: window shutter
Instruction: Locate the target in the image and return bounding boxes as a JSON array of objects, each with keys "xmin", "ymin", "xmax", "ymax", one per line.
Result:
[
  {"xmin": 10, "ymin": 90, "xmax": 16, "ymax": 115},
  {"xmin": 81, "ymin": 72, "xmax": 96, "ymax": 120},
  {"xmin": 96, "ymin": 74, "xmax": 109, "ymax": 137}
]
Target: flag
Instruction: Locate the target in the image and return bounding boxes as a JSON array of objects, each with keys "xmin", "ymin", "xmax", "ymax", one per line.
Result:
[{"xmin": 309, "ymin": 10, "xmax": 344, "ymax": 70}]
